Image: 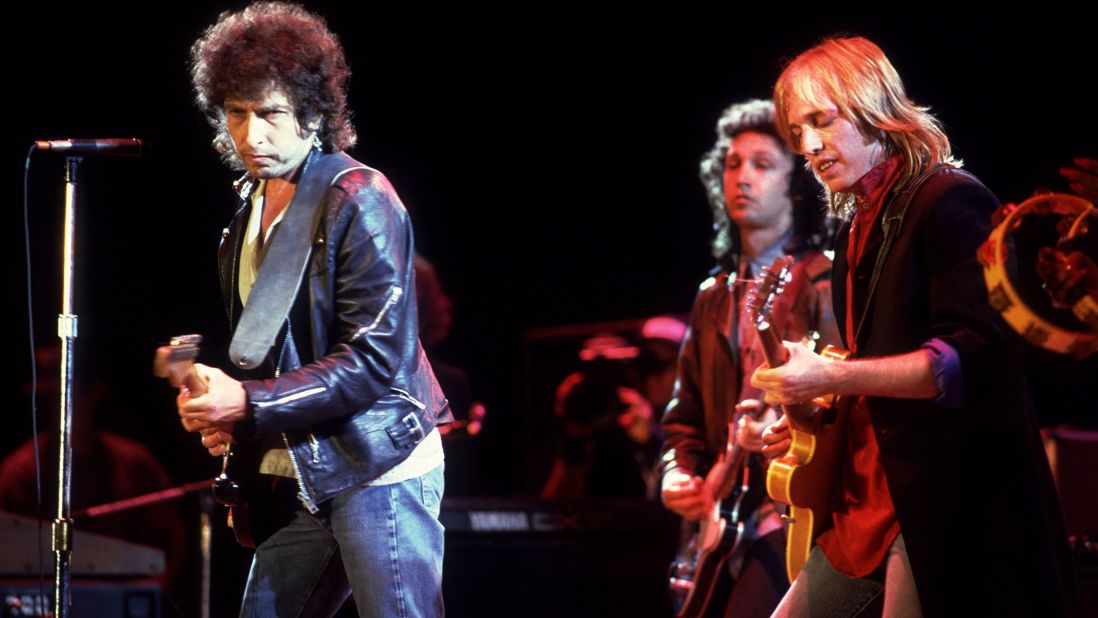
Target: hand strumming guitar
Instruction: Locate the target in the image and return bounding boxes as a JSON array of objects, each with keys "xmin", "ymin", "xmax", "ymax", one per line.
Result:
[
  {"xmin": 737, "ymin": 399, "xmax": 792, "ymax": 462},
  {"xmin": 661, "ymin": 469, "xmax": 714, "ymax": 522},
  {"xmin": 732, "ymin": 399, "xmax": 779, "ymax": 453},
  {"xmin": 177, "ymin": 363, "xmax": 248, "ymax": 457},
  {"xmin": 759, "ymin": 415, "xmax": 792, "ymax": 462}
]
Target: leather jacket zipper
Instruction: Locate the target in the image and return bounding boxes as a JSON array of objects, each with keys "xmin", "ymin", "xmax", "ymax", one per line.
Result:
[
  {"xmin": 281, "ymin": 432, "xmax": 318, "ymax": 513},
  {"xmin": 352, "ymin": 287, "xmax": 403, "ymax": 340},
  {"xmin": 391, "ymin": 386, "xmax": 426, "ymax": 410},
  {"xmin": 273, "ymin": 320, "xmax": 318, "ymax": 512},
  {"xmin": 253, "ymin": 386, "xmax": 327, "ymax": 409}
]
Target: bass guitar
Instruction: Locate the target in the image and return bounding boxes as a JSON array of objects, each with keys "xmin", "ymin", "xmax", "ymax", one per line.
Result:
[
  {"xmin": 667, "ymin": 415, "xmax": 757, "ymax": 618},
  {"xmin": 667, "ymin": 263, "xmax": 795, "ymax": 617}
]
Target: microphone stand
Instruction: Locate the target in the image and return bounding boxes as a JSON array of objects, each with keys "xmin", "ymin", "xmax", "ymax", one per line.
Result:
[
  {"xmin": 35, "ymin": 141, "xmax": 141, "ymax": 617},
  {"xmin": 53, "ymin": 156, "xmax": 81, "ymax": 618}
]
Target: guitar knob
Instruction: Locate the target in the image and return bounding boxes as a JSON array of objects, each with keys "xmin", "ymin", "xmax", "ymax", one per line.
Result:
[{"xmin": 781, "ymin": 514, "xmax": 796, "ymax": 524}]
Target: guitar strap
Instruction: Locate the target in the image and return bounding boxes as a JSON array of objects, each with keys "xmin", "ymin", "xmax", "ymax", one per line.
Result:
[
  {"xmin": 852, "ymin": 164, "xmax": 958, "ymax": 347},
  {"xmin": 229, "ymin": 150, "xmax": 366, "ymax": 369}
]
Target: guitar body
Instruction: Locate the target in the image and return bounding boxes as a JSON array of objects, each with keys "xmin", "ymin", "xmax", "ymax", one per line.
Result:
[
  {"xmin": 668, "ymin": 481, "xmax": 752, "ymax": 616},
  {"xmin": 669, "ymin": 507, "xmax": 742, "ymax": 618},
  {"xmin": 222, "ymin": 439, "xmax": 311, "ymax": 549},
  {"xmin": 668, "ymin": 425, "xmax": 755, "ymax": 618},
  {"xmin": 764, "ymin": 398, "xmax": 847, "ymax": 581},
  {"xmin": 747, "ymin": 258, "xmax": 850, "ymax": 583},
  {"xmin": 228, "ymin": 505, "xmax": 254, "ymax": 547},
  {"xmin": 221, "ymin": 439, "xmax": 262, "ymax": 548}
]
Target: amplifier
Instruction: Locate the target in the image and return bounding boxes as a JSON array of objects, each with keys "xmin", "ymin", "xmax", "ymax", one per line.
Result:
[
  {"xmin": 0, "ymin": 581, "xmax": 159, "ymax": 618},
  {"xmin": 441, "ymin": 497, "xmax": 678, "ymax": 618},
  {"xmin": 0, "ymin": 512, "xmax": 164, "ymax": 577}
]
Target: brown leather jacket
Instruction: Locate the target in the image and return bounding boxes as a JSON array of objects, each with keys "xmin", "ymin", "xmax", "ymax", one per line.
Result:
[{"xmin": 660, "ymin": 251, "xmax": 839, "ymax": 478}]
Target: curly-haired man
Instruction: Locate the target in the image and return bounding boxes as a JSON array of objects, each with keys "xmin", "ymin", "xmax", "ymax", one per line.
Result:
[
  {"xmin": 178, "ymin": 4, "xmax": 450, "ymax": 616},
  {"xmin": 661, "ymin": 98, "xmax": 838, "ymax": 617}
]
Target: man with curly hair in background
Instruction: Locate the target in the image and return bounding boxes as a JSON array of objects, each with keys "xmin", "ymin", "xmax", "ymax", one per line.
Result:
[
  {"xmin": 660, "ymin": 98, "xmax": 838, "ymax": 617},
  {"xmin": 179, "ymin": 3, "xmax": 451, "ymax": 616}
]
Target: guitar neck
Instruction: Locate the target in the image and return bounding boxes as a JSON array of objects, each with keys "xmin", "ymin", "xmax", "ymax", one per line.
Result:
[
  {"xmin": 756, "ymin": 320, "xmax": 787, "ymax": 370},
  {"xmin": 153, "ymin": 335, "xmax": 207, "ymax": 396},
  {"xmin": 707, "ymin": 269, "xmax": 791, "ymax": 495},
  {"xmin": 181, "ymin": 366, "xmax": 208, "ymax": 396},
  {"xmin": 755, "ymin": 315, "xmax": 819, "ymax": 427}
]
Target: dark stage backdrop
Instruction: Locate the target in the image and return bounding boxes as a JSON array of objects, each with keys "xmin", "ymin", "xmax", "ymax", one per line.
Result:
[{"xmin": 4, "ymin": 6, "xmax": 1096, "ymax": 616}]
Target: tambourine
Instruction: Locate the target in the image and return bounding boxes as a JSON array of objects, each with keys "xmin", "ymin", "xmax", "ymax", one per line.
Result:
[{"xmin": 978, "ymin": 192, "xmax": 1098, "ymax": 358}]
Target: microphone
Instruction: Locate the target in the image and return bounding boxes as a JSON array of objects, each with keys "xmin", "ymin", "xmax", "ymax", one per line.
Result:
[{"xmin": 34, "ymin": 138, "xmax": 143, "ymax": 157}]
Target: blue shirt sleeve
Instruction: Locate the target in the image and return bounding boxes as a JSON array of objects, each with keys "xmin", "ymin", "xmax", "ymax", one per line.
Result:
[{"xmin": 922, "ymin": 338, "xmax": 964, "ymax": 407}]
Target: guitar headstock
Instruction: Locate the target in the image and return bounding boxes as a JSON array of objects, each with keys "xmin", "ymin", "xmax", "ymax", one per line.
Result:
[
  {"xmin": 746, "ymin": 256, "xmax": 795, "ymax": 331},
  {"xmin": 153, "ymin": 334, "xmax": 207, "ymax": 394}
]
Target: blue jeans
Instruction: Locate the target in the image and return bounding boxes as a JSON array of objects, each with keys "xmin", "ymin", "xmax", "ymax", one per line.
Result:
[{"xmin": 241, "ymin": 464, "xmax": 445, "ymax": 617}]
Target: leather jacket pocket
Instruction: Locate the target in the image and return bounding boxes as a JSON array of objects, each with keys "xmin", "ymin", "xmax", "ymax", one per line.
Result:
[
  {"xmin": 338, "ymin": 393, "xmax": 428, "ymax": 463},
  {"xmin": 386, "ymin": 410, "xmax": 426, "ymax": 449}
]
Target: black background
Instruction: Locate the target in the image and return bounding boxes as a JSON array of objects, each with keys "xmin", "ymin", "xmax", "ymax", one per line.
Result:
[{"xmin": 4, "ymin": 5, "xmax": 1097, "ymax": 616}]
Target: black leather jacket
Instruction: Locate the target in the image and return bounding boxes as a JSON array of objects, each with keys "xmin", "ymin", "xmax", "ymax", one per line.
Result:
[{"xmin": 218, "ymin": 150, "xmax": 452, "ymax": 510}]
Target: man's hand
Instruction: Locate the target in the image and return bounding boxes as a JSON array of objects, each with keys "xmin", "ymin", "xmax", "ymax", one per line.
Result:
[
  {"xmin": 760, "ymin": 415, "xmax": 792, "ymax": 461},
  {"xmin": 661, "ymin": 469, "xmax": 713, "ymax": 521},
  {"xmin": 750, "ymin": 341, "xmax": 834, "ymax": 406},
  {"xmin": 1060, "ymin": 157, "xmax": 1098, "ymax": 203},
  {"xmin": 733, "ymin": 399, "xmax": 779, "ymax": 453},
  {"xmin": 177, "ymin": 363, "xmax": 247, "ymax": 456},
  {"xmin": 199, "ymin": 426, "xmax": 234, "ymax": 457}
]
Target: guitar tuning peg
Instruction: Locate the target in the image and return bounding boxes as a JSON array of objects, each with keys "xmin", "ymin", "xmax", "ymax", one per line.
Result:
[{"xmin": 170, "ymin": 333, "xmax": 203, "ymax": 346}]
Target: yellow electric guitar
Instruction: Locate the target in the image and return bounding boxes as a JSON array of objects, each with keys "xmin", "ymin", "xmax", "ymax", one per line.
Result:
[{"xmin": 750, "ymin": 257, "xmax": 849, "ymax": 583}]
